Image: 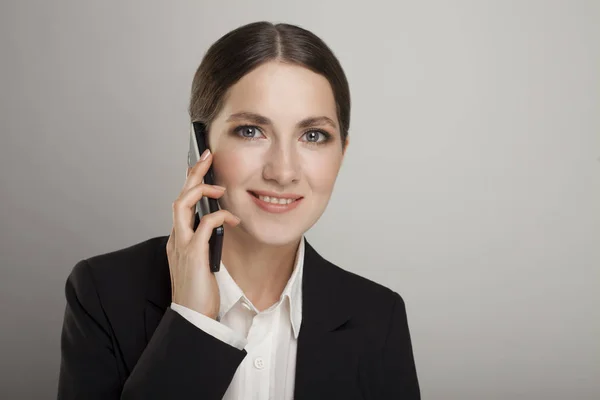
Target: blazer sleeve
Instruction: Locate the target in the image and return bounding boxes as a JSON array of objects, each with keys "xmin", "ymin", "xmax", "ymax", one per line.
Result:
[
  {"xmin": 379, "ymin": 292, "xmax": 421, "ymax": 399},
  {"xmin": 58, "ymin": 260, "xmax": 247, "ymax": 400}
]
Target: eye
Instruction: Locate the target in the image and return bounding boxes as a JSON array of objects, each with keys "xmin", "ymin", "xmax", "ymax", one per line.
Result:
[
  {"xmin": 234, "ymin": 125, "xmax": 265, "ymax": 140},
  {"xmin": 301, "ymin": 130, "xmax": 330, "ymax": 144}
]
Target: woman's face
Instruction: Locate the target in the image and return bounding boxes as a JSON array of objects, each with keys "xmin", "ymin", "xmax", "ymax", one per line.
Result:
[{"xmin": 206, "ymin": 61, "xmax": 348, "ymax": 246}]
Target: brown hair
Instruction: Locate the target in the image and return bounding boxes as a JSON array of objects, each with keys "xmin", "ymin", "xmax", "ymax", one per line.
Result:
[{"xmin": 188, "ymin": 21, "xmax": 351, "ymax": 148}]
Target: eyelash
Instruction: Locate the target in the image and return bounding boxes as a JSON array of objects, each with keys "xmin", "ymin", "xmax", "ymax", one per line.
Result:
[{"xmin": 232, "ymin": 125, "xmax": 332, "ymax": 146}]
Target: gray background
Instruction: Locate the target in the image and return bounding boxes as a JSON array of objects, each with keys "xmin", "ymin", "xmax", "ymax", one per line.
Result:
[{"xmin": 1, "ymin": 0, "xmax": 598, "ymax": 399}]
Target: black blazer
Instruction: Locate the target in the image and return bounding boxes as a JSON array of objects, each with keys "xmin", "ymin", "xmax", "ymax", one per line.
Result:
[{"xmin": 58, "ymin": 236, "xmax": 420, "ymax": 399}]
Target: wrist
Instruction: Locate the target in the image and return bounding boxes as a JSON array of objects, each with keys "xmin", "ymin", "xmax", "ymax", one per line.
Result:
[{"xmin": 172, "ymin": 298, "xmax": 219, "ymax": 320}]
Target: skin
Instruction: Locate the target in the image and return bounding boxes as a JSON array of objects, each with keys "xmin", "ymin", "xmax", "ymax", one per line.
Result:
[{"xmin": 173, "ymin": 60, "xmax": 349, "ymax": 314}]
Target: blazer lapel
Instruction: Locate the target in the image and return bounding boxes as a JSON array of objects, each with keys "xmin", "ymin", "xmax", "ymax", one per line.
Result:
[{"xmin": 294, "ymin": 238, "xmax": 362, "ymax": 399}]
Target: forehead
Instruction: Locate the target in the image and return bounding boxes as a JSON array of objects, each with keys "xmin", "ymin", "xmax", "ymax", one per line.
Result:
[{"xmin": 220, "ymin": 61, "xmax": 337, "ymax": 123}]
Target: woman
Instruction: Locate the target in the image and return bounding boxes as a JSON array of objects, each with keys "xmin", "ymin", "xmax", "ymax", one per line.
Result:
[{"xmin": 58, "ymin": 21, "xmax": 420, "ymax": 399}]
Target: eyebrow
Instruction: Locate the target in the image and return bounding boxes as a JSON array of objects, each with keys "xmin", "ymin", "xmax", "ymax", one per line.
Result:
[{"xmin": 226, "ymin": 112, "xmax": 338, "ymax": 130}]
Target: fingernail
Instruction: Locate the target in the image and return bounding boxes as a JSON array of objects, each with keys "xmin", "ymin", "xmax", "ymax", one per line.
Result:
[
  {"xmin": 213, "ymin": 185, "xmax": 226, "ymax": 191},
  {"xmin": 200, "ymin": 149, "xmax": 211, "ymax": 161}
]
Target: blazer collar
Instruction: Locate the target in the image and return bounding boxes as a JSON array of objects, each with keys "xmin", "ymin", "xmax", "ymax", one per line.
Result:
[{"xmin": 146, "ymin": 236, "xmax": 351, "ymax": 334}]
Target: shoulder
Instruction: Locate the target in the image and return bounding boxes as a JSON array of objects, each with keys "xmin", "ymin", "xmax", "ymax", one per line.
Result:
[
  {"xmin": 304, "ymin": 241, "xmax": 408, "ymax": 338},
  {"xmin": 66, "ymin": 235, "xmax": 169, "ymax": 308},
  {"xmin": 69, "ymin": 235, "xmax": 167, "ymax": 283},
  {"xmin": 324, "ymin": 256, "xmax": 406, "ymax": 315}
]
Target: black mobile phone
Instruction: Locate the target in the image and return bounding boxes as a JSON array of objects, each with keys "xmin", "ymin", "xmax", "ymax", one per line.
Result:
[{"xmin": 188, "ymin": 121, "xmax": 223, "ymax": 273}]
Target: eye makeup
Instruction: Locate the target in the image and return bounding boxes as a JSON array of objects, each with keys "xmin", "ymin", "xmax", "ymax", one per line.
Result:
[{"xmin": 231, "ymin": 124, "xmax": 334, "ymax": 146}]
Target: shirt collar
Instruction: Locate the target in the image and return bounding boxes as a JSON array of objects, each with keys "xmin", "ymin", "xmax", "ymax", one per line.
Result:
[
  {"xmin": 282, "ymin": 237, "xmax": 304, "ymax": 339},
  {"xmin": 214, "ymin": 237, "xmax": 305, "ymax": 339},
  {"xmin": 214, "ymin": 263, "xmax": 244, "ymax": 321}
]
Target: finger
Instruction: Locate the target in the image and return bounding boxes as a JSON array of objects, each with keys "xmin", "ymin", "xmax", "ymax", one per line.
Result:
[
  {"xmin": 189, "ymin": 209, "xmax": 240, "ymax": 250},
  {"xmin": 181, "ymin": 150, "xmax": 213, "ymax": 193},
  {"xmin": 172, "ymin": 183, "xmax": 226, "ymax": 244},
  {"xmin": 183, "ymin": 183, "xmax": 227, "ymax": 230}
]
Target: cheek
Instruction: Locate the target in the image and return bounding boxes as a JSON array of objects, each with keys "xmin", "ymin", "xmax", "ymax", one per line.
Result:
[
  {"xmin": 212, "ymin": 148, "xmax": 259, "ymax": 186},
  {"xmin": 304, "ymin": 151, "xmax": 342, "ymax": 194}
]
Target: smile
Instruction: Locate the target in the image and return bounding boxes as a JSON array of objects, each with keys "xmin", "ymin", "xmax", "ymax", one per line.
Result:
[{"xmin": 248, "ymin": 191, "xmax": 303, "ymax": 214}]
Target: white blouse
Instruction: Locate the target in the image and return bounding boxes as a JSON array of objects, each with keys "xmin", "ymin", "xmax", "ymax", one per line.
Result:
[{"xmin": 170, "ymin": 238, "xmax": 304, "ymax": 399}]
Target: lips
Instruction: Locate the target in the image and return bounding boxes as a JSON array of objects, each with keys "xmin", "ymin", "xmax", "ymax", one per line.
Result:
[
  {"xmin": 248, "ymin": 191, "xmax": 303, "ymax": 214},
  {"xmin": 249, "ymin": 190, "xmax": 303, "ymax": 200}
]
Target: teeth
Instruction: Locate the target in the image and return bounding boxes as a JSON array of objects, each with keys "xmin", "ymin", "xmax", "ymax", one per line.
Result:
[{"xmin": 258, "ymin": 195, "xmax": 295, "ymax": 205}]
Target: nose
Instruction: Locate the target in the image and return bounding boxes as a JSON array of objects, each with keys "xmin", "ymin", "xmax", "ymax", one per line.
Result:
[{"xmin": 262, "ymin": 143, "xmax": 300, "ymax": 187}]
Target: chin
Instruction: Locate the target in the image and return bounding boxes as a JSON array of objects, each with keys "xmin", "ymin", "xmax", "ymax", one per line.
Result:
[{"xmin": 242, "ymin": 220, "xmax": 305, "ymax": 247}]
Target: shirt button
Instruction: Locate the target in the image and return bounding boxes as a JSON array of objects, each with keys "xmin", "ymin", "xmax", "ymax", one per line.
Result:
[
  {"xmin": 241, "ymin": 301, "xmax": 252, "ymax": 312},
  {"xmin": 253, "ymin": 357, "xmax": 265, "ymax": 370}
]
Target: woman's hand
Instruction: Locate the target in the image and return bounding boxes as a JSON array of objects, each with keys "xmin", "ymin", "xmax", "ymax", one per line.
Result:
[{"xmin": 166, "ymin": 149, "xmax": 240, "ymax": 319}]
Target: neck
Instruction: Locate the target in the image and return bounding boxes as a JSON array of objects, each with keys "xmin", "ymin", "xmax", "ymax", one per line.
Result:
[{"xmin": 221, "ymin": 226, "xmax": 301, "ymax": 311}]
